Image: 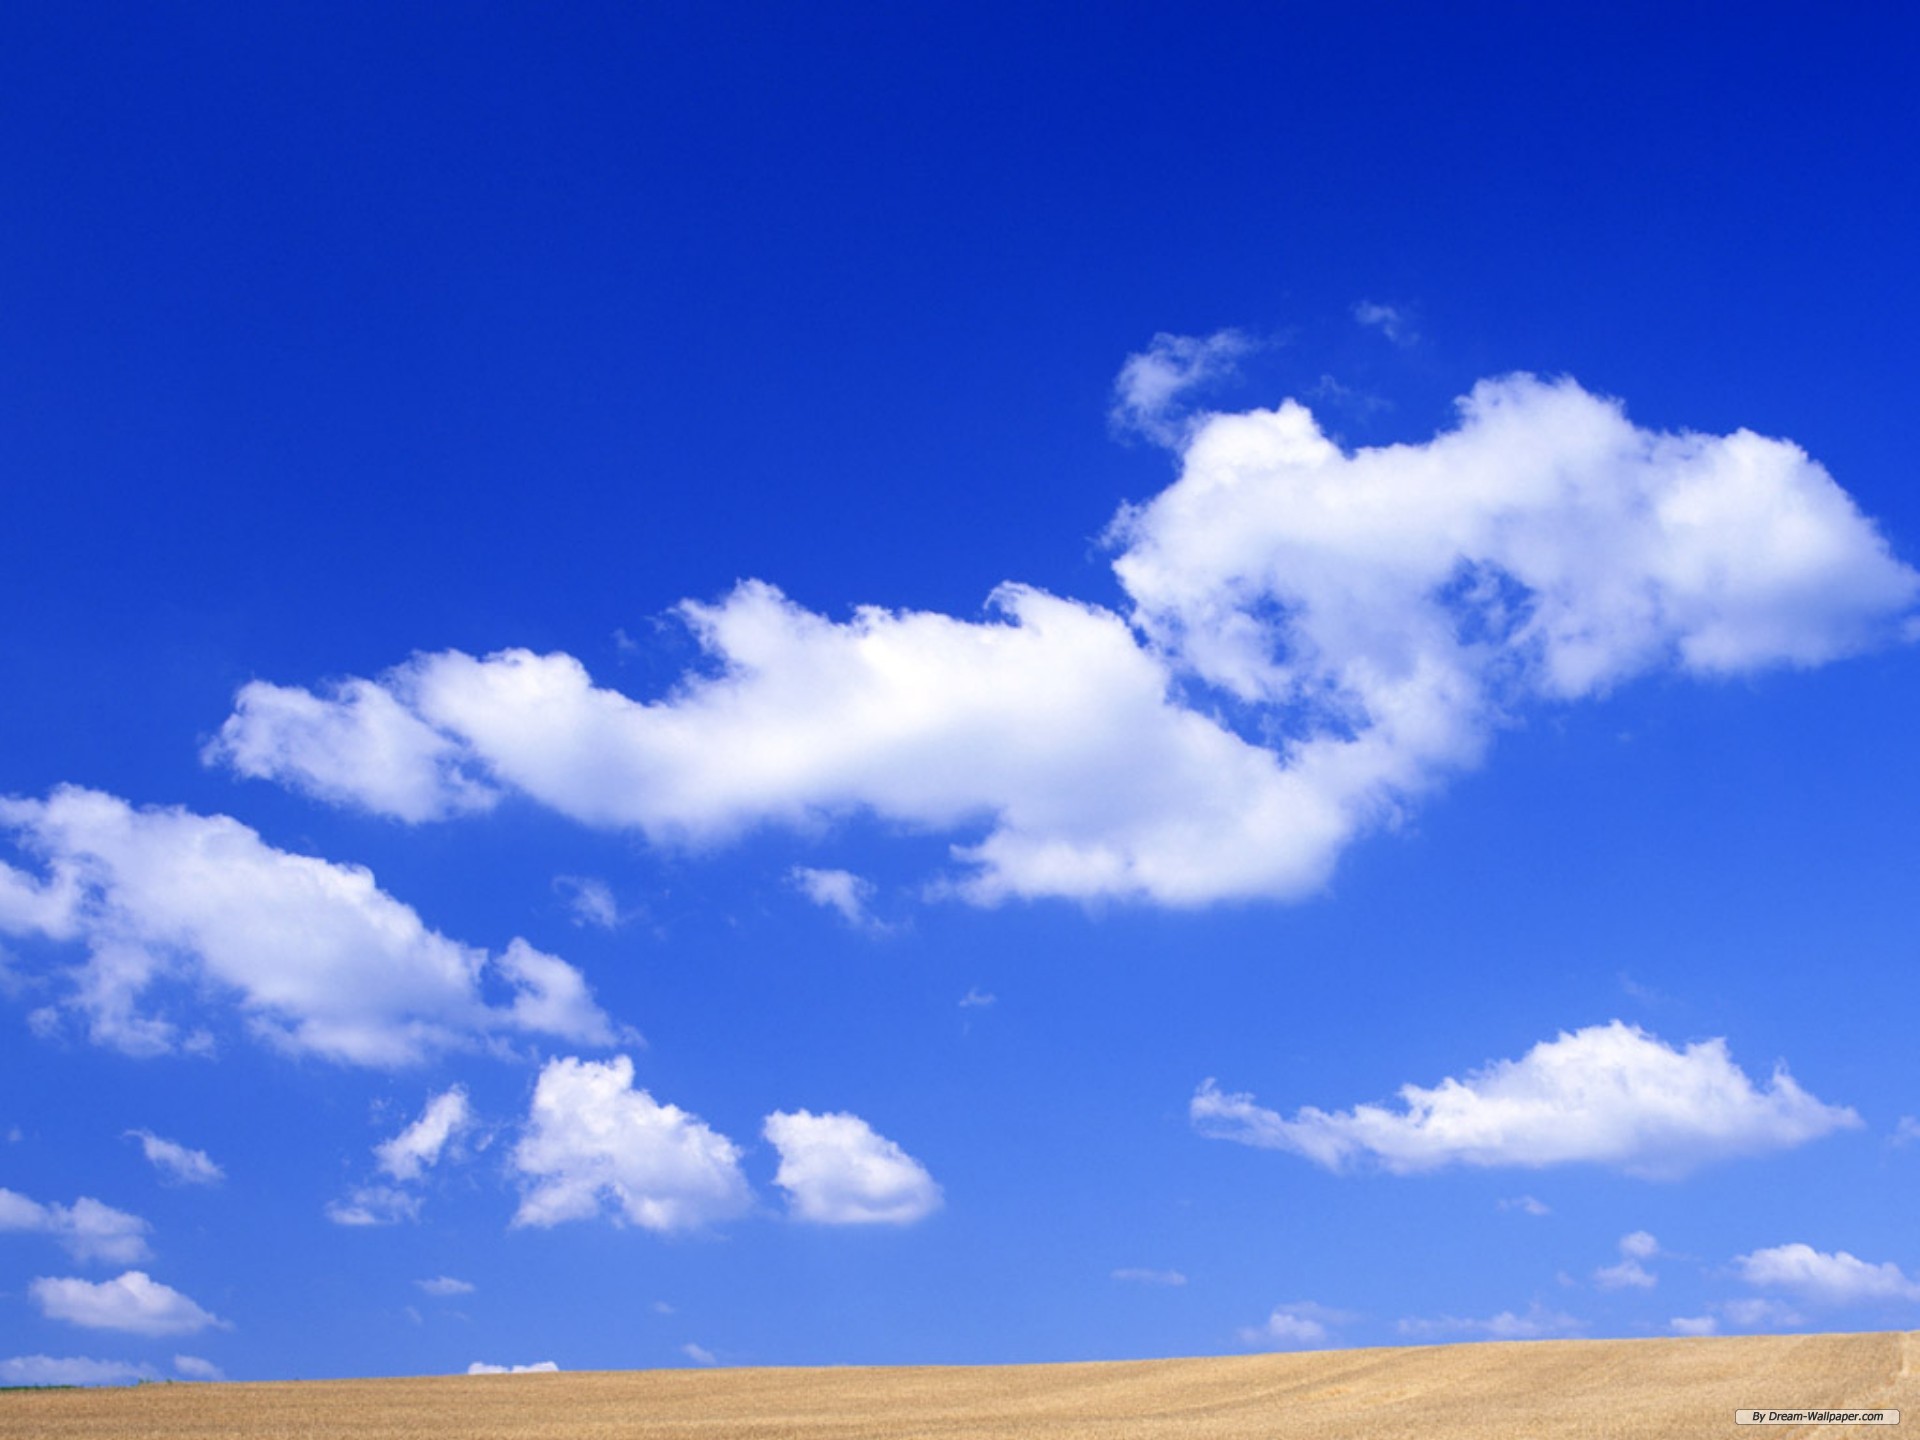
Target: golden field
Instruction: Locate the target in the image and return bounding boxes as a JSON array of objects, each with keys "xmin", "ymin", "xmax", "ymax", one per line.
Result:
[{"xmin": 3, "ymin": 1330, "xmax": 1912, "ymax": 1439}]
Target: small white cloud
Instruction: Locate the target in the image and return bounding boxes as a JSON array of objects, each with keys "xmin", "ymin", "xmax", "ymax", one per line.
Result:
[
  {"xmin": 417, "ymin": 1276, "xmax": 475, "ymax": 1298},
  {"xmin": 1192, "ymin": 1022, "xmax": 1860, "ymax": 1178},
  {"xmin": 376, "ymin": 1088, "xmax": 473, "ymax": 1183},
  {"xmin": 1352, "ymin": 300, "xmax": 1415, "ymax": 345},
  {"xmin": 1890, "ymin": 1116, "xmax": 1920, "ymax": 1147},
  {"xmin": 1669, "ymin": 1316, "xmax": 1718, "ymax": 1337},
  {"xmin": 763, "ymin": 1110, "xmax": 942, "ymax": 1225},
  {"xmin": 958, "ymin": 988, "xmax": 996, "ymax": 1009},
  {"xmin": 1595, "ymin": 1231, "xmax": 1660, "ymax": 1289},
  {"xmin": 0, "ymin": 1188, "xmax": 151, "ymax": 1265},
  {"xmin": 1498, "ymin": 1195, "xmax": 1551, "ymax": 1216},
  {"xmin": 173, "ymin": 1354, "xmax": 224, "ymax": 1380},
  {"xmin": 0, "ymin": 1354, "xmax": 158, "ymax": 1386},
  {"xmin": 126, "ymin": 1131, "xmax": 223, "ymax": 1186},
  {"xmin": 1619, "ymin": 1230, "xmax": 1659, "ymax": 1260},
  {"xmin": 324, "ymin": 1186, "xmax": 420, "ymax": 1228},
  {"xmin": 511, "ymin": 1055, "xmax": 751, "ymax": 1232},
  {"xmin": 0, "ymin": 788, "xmax": 618, "ymax": 1067},
  {"xmin": 1238, "ymin": 1301, "xmax": 1351, "ymax": 1350},
  {"xmin": 1718, "ymin": 1297, "xmax": 1806, "ymax": 1330},
  {"xmin": 1111, "ymin": 1268, "xmax": 1187, "ymax": 1287},
  {"xmin": 651, "ymin": 1300, "xmax": 674, "ymax": 1315},
  {"xmin": 467, "ymin": 1360, "xmax": 559, "ymax": 1375},
  {"xmin": 789, "ymin": 867, "xmax": 886, "ymax": 933},
  {"xmin": 555, "ymin": 876, "xmax": 623, "ymax": 930},
  {"xmin": 31, "ymin": 1271, "xmax": 225, "ymax": 1336},
  {"xmin": 1397, "ymin": 1302, "xmax": 1581, "ymax": 1342},
  {"xmin": 1733, "ymin": 1244, "xmax": 1920, "ymax": 1306},
  {"xmin": 1110, "ymin": 330, "xmax": 1254, "ymax": 446},
  {"xmin": 680, "ymin": 1343, "xmax": 717, "ymax": 1366}
]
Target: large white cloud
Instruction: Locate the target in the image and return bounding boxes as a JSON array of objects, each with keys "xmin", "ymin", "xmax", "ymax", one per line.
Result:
[
  {"xmin": 30, "ymin": 1271, "xmax": 224, "ymax": 1336},
  {"xmin": 1733, "ymin": 1244, "xmax": 1920, "ymax": 1306},
  {"xmin": 0, "ymin": 1188, "xmax": 151, "ymax": 1265},
  {"xmin": 762, "ymin": 1110, "xmax": 942, "ymax": 1225},
  {"xmin": 206, "ymin": 368, "xmax": 1918, "ymax": 907},
  {"xmin": 511, "ymin": 1055, "xmax": 752, "ymax": 1232},
  {"xmin": 1192, "ymin": 1021, "xmax": 1859, "ymax": 1178},
  {"xmin": 0, "ymin": 787, "xmax": 618, "ymax": 1066}
]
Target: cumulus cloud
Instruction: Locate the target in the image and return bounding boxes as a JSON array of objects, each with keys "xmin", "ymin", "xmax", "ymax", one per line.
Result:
[
  {"xmin": 31, "ymin": 1271, "xmax": 224, "ymax": 1336},
  {"xmin": 0, "ymin": 1188, "xmax": 150, "ymax": 1265},
  {"xmin": 1396, "ymin": 1302, "xmax": 1581, "ymax": 1342},
  {"xmin": 1191, "ymin": 1022, "xmax": 1858, "ymax": 1179},
  {"xmin": 0, "ymin": 1354, "xmax": 158, "ymax": 1386},
  {"xmin": 418, "ymin": 1276, "xmax": 476, "ymax": 1297},
  {"xmin": 0, "ymin": 787, "xmax": 618, "ymax": 1066},
  {"xmin": 763, "ymin": 1110, "xmax": 942, "ymax": 1225},
  {"xmin": 467, "ymin": 1360, "xmax": 559, "ymax": 1374},
  {"xmin": 1112, "ymin": 1268, "xmax": 1186, "ymax": 1286},
  {"xmin": 511, "ymin": 1055, "xmax": 751, "ymax": 1232},
  {"xmin": 1733, "ymin": 1244, "xmax": 1920, "ymax": 1306},
  {"xmin": 206, "ymin": 374, "xmax": 1917, "ymax": 909},
  {"xmin": 790, "ymin": 867, "xmax": 885, "ymax": 932},
  {"xmin": 376, "ymin": 1088, "xmax": 474, "ymax": 1183},
  {"xmin": 1594, "ymin": 1232, "xmax": 1661, "ymax": 1290},
  {"xmin": 1239, "ymin": 1301, "xmax": 1352, "ymax": 1349},
  {"xmin": 126, "ymin": 1131, "xmax": 223, "ymax": 1187},
  {"xmin": 1110, "ymin": 330, "xmax": 1254, "ymax": 445}
]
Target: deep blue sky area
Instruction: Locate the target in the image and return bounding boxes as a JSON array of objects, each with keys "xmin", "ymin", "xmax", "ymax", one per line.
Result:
[{"xmin": 3, "ymin": 4, "xmax": 1919, "ymax": 1383}]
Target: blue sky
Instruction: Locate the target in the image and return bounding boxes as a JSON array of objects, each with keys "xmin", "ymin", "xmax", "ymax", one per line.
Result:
[{"xmin": 4, "ymin": 3, "xmax": 1920, "ymax": 1384}]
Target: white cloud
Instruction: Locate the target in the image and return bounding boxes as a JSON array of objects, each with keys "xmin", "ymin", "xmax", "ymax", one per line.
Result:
[
  {"xmin": 126, "ymin": 1130, "xmax": 224, "ymax": 1187},
  {"xmin": 376, "ymin": 1088, "xmax": 473, "ymax": 1183},
  {"xmin": 958, "ymin": 988, "xmax": 996, "ymax": 1009},
  {"xmin": 763, "ymin": 1110, "xmax": 941, "ymax": 1225},
  {"xmin": 31, "ymin": 1271, "xmax": 225, "ymax": 1336},
  {"xmin": 0, "ymin": 1188, "xmax": 151, "ymax": 1265},
  {"xmin": 1669, "ymin": 1316, "xmax": 1718, "ymax": 1337},
  {"xmin": 173, "ymin": 1354, "xmax": 224, "ymax": 1380},
  {"xmin": 555, "ymin": 875, "xmax": 623, "ymax": 930},
  {"xmin": 0, "ymin": 1354, "xmax": 158, "ymax": 1386},
  {"xmin": 1718, "ymin": 1297, "xmax": 1806, "ymax": 1330},
  {"xmin": 467, "ymin": 1360, "xmax": 559, "ymax": 1374},
  {"xmin": 1192, "ymin": 1021, "xmax": 1859, "ymax": 1178},
  {"xmin": 1110, "ymin": 330, "xmax": 1254, "ymax": 446},
  {"xmin": 1595, "ymin": 1231, "xmax": 1660, "ymax": 1289},
  {"xmin": 1618, "ymin": 1230, "xmax": 1659, "ymax": 1260},
  {"xmin": 325, "ymin": 1185, "xmax": 421, "ymax": 1227},
  {"xmin": 1733, "ymin": 1244, "xmax": 1920, "ymax": 1306},
  {"xmin": 1396, "ymin": 1302, "xmax": 1581, "ymax": 1342},
  {"xmin": 1352, "ymin": 300, "xmax": 1414, "ymax": 345},
  {"xmin": 1498, "ymin": 1195, "xmax": 1550, "ymax": 1216},
  {"xmin": 1239, "ymin": 1301, "xmax": 1352, "ymax": 1349},
  {"xmin": 0, "ymin": 787, "xmax": 617, "ymax": 1066},
  {"xmin": 680, "ymin": 1343, "xmax": 717, "ymax": 1366},
  {"xmin": 790, "ymin": 867, "xmax": 885, "ymax": 932},
  {"xmin": 511, "ymin": 1055, "xmax": 751, "ymax": 1232},
  {"xmin": 205, "ymin": 376, "xmax": 1918, "ymax": 909},
  {"xmin": 418, "ymin": 1276, "xmax": 476, "ymax": 1297},
  {"xmin": 1112, "ymin": 1268, "xmax": 1186, "ymax": 1286},
  {"xmin": 1890, "ymin": 1116, "xmax": 1920, "ymax": 1147}
]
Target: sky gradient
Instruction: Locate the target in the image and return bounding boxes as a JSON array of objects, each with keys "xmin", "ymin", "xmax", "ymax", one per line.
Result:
[{"xmin": 4, "ymin": 4, "xmax": 1920, "ymax": 1384}]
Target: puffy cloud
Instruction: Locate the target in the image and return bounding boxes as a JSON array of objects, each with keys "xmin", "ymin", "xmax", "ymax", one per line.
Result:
[
  {"xmin": 0, "ymin": 1188, "xmax": 151, "ymax": 1265},
  {"xmin": 1112, "ymin": 1268, "xmax": 1186, "ymax": 1286},
  {"xmin": 762, "ymin": 1110, "xmax": 941, "ymax": 1225},
  {"xmin": 511, "ymin": 1056, "xmax": 751, "ymax": 1232},
  {"xmin": 0, "ymin": 787, "xmax": 618, "ymax": 1066},
  {"xmin": 1595, "ymin": 1231, "xmax": 1660, "ymax": 1289},
  {"xmin": 418, "ymin": 1276, "xmax": 476, "ymax": 1297},
  {"xmin": 126, "ymin": 1131, "xmax": 223, "ymax": 1186},
  {"xmin": 207, "ymin": 376, "xmax": 1917, "ymax": 909},
  {"xmin": 1733, "ymin": 1244, "xmax": 1920, "ymax": 1306},
  {"xmin": 376, "ymin": 1088, "xmax": 473, "ymax": 1183},
  {"xmin": 467, "ymin": 1360, "xmax": 559, "ymax": 1374},
  {"xmin": 790, "ymin": 868, "xmax": 885, "ymax": 932},
  {"xmin": 1239, "ymin": 1301, "xmax": 1352, "ymax": 1349},
  {"xmin": 173, "ymin": 1354, "xmax": 224, "ymax": 1380},
  {"xmin": 1396, "ymin": 1302, "xmax": 1582, "ymax": 1342},
  {"xmin": 1669, "ymin": 1316, "xmax": 1718, "ymax": 1337},
  {"xmin": 0, "ymin": 1354, "xmax": 157, "ymax": 1386},
  {"xmin": 1110, "ymin": 330, "xmax": 1254, "ymax": 446},
  {"xmin": 1192, "ymin": 1022, "xmax": 1859, "ymax": 1178},
  {"xmin": 31, "ymin": 1271, "xmax": 224, "ymax": 1336}
]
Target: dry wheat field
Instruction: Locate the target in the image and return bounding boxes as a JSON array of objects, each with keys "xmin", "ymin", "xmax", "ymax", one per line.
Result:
[{"xmin": 2, "ymin": 1330, "xmax": 1912, "ymax": 1439}]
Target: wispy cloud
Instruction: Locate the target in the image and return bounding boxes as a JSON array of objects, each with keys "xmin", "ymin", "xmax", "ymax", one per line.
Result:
[
  {"xmin": 125, "ymin": 1131, "xmax": 223, "ymax": 1187},
  {"xmin": 1111, "ymin": 1267, "xmax": 1186, "ymax": 1286},
  {"xmin": 1110, "ymin": 329, "xmax": 1254, "ymax": 446},
  {"xmin": 1397, "ymin": 1301, "xmax": 1581, "ymax": 1342},
  {"xmin": 790, "ymin": 867, "xmax": 888, "ymax": 933},
  {"xmin": 1352, "ymin": 299, "xmax": 1415, "ymax": 345}
]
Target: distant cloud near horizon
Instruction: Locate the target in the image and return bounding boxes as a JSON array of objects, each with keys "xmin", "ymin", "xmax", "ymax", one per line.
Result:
[{"xmin": 1193, "ymin": 1022, "xmax": 1859, "ymax": 1178}]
